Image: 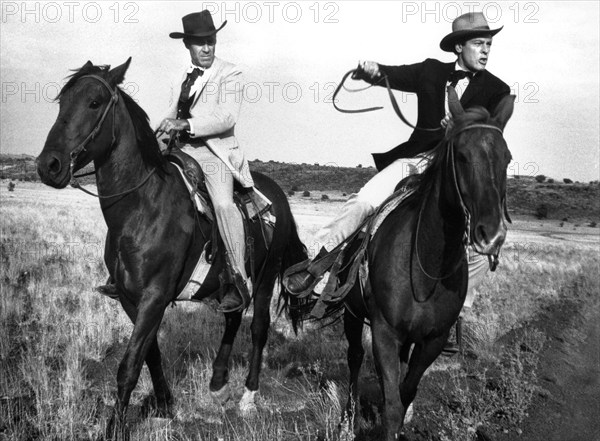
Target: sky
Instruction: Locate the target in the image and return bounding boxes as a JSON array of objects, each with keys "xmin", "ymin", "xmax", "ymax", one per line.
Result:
[{"xmin": 1, "ymin": 1, "xmax": 599, "ymax": 182}]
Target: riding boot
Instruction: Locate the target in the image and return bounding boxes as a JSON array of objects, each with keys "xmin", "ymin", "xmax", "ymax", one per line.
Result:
[
  {"xmin": 94, "ymin": 277, "xmax": 119, "ymax": 300},
  {"xmin": 217, "ymin": 260, "xmax": 252, "ymax": 314},
  {"xmin": 284, "ymin": 246, "xmax": 330, "ymax": 294},
  {"xmin": 442, "ymin": 316, "xmax": 463, "ymax": 356}
]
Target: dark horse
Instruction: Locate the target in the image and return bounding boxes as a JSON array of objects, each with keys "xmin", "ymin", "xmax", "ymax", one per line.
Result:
[
  {"xmin": 323, "ymin": 89, "xmax": 515, "ymax": 441},
  {"xmin": 36, "ymin": 58, "xmax": 307, "ymax": 438}
]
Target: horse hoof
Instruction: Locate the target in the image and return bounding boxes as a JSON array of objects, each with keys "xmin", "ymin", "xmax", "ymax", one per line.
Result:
[
  {"xmin": 239, "ymin": 387, "xmax": 258, "ymax": 417},
  {"xmin": 338, "ymin": 417, "xmax": 355, "ymax": 441},
  {"xmin": 210, "ymin": 384, "xmax": 231, "ymax": 405},
  {"xmin": 405, "ymin": 403, "xmax": 414, "ymax": 424}
]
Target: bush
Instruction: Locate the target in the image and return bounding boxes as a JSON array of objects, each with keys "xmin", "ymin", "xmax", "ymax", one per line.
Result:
[
  {"xmin": 589, "ymin": 221, "xmax": 597, "ymax": 228},
  {"xmin": 547, "ymin": 179, "xmax": 554, "ymax": 183},
  {"xmin": 321, "ymin": 194, "xmax": 329, "ymax": 201},
  {"xmin": 535, "ymin": 203, "xmax": 548, "ymax": 219},
  {"xmin": 303, "ymin": 190, "xmax": 311, "ymax": 197},
  {"xmin": 7, "ymin": 181, "xmax": 15, "ymax": 192},
  {"xmin": 287, "ymin": 190, "xmax": 295, "ymax": 197},
  {"xmin": 563, "ymin": 178, "xmax": 573, "ymax": 184},
  {"xmin": 291, "ymin": 184, "xmax": 299, "ymax": 192},
  {"xmin": 535, "ymin": 175, "xmax": 546, "ymax": 183}
]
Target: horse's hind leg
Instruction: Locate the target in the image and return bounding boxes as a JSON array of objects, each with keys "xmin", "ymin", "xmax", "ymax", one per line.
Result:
[
  {"xmin": 119, "ymin": 296, "xmax": 173, "ymax": 417},
  {"xmin": 240, "ymin": 278, "xmax": 274, "ymax": 415},
  {"xmin": 343, "ymin": 308, "xmax": 364, "ymax": 431},
  {"xmin": 209, "ymin": 311, "xmax": 242, "ymax": 404}
]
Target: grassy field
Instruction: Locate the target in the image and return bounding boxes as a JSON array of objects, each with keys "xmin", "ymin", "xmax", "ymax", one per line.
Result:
[{"xmin": 1, "ymin": 182, "xmax": 598, "ymax": 440}]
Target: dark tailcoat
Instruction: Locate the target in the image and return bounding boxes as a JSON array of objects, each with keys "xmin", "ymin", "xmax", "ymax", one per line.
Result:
[{"xmin": 371, "ymin": 58, "xmax": 510, "ymax": 171}]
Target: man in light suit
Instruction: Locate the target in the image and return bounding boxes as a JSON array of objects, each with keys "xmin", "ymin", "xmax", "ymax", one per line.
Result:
[{"xmin": 158, "ymin": 10, "xmax": 253, "ymax": 313}]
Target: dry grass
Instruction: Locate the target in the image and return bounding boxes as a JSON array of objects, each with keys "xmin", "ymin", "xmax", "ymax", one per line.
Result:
[{"xmin": 1, "ymin": 182, "xmax": 598, "ymax": 440}]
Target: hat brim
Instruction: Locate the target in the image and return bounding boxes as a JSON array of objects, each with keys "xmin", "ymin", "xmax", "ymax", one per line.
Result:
[
  {"xmin": 169, "ymin": 21, "xmax": 227, "ymax": 39},
  {"xmin": 440, "ymin": 26, "xmax": 502, "ymax": 52}
]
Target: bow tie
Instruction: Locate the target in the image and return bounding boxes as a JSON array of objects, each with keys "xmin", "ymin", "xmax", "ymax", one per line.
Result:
[
  {"xmin": 179, "ymin": 68, "xmax": 203, "ymax": 102},
  {"xmin": 447, "ymin": 70, "xmax": 474, "ymax": 88}
]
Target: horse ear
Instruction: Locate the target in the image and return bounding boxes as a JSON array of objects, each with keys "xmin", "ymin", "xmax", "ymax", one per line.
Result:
[
  {"xmin": 107, "ymin": 57, "xmax": 132, "ymax": 87},
  {"xmin": 447, "ymin": 86, "xmax": 464, "ymax": 118},
  {"xmin": 492, "ymin": 94, "xmax": 516, "ymax": 130}
]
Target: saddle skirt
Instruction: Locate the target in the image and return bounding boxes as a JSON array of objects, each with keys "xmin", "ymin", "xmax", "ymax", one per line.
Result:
[
  {"xmin": 164, "ymin": 147, "xmax": 276, "ymax": 301},
  {"xmin": 286, "ymin": 176, "xmax": 420, "ymax": 319}
]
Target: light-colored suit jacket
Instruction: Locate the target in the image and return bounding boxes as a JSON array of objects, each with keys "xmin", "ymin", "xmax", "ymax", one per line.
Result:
[{"xmin": 164, "ymin": 57, "xmax": 254, "ymax": 188}]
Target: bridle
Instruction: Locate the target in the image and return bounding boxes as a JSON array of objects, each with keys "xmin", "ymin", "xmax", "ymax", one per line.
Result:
[
  {"xmin": 414, "ymin": 123, "xmax": 504, "ymax": 280},
  {"xmin": 68, "ymin": 74, "xmax": 156, "ymax": 199}
]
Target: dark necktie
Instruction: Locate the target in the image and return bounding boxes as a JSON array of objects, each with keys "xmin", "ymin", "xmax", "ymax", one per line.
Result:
[
  {"xmin": 447, "ymin": 70, "xmax": 474, "ymax": 88},
  {"xmin": 179, "ymin": 67, "xmax": 203, "ymax": 102}
]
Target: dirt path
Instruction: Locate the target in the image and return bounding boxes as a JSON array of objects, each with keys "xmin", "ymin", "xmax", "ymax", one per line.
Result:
[{"xmin": 499, "ymin": 297, "xmax": 600, "ymax": 441}]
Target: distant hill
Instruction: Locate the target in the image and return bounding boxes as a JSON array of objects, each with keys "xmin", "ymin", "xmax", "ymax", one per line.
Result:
[{"xmin": 2, "ymin": 154, "xmax": 598, "ymax": 221}]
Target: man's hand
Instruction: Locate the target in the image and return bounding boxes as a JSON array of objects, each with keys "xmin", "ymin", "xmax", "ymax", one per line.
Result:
[
  {"xmin": 157, "ymin": 118, "xmax": 190, "ymax": 135},
  {"xmin": 352, "ymin": 60, "xmax": 381, "ymax": 81},
  {"xmin": 440, "ymin": 113, "xmax": 452, "ymax": 129}
]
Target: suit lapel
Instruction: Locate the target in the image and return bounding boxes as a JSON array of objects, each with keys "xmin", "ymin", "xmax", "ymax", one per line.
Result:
[
  {"xmin": 460, "ymin": 70, "xmax": 485, "ymax": 108},
  {"xmin": 191, "ymin": 57, "xmax": 221, "ymax": 106}
]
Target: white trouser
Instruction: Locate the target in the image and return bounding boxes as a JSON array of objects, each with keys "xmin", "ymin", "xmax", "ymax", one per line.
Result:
[{"xmin": 313, "ymin": 158, "xmax": 423, "ymax": 252}]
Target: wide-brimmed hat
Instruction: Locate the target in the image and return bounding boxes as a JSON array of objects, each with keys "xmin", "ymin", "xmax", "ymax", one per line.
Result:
[
  {"xmin": 169, "ymin": 10, "xmax": 227, "ymax": 39},
  {"xmin": 440, "ymin": 12, "xmax": 502, "ymax": 52}
]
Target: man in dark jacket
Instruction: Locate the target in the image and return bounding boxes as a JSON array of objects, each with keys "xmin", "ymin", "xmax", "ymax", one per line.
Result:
[{"xmin": 286, "ymin": 12, "xmax": 510, "ymax": 313}]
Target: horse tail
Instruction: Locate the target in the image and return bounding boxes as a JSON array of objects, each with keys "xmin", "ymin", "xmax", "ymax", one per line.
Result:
[{"xmin": 277, "ymin": 215, "xmax": 310, "ymax": 333}]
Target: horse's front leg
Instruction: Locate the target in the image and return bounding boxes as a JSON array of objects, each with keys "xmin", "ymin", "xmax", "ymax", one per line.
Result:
[
  {"xmin": 342, "ymin": 308, "xmax": 365, "ymax": 433},
  {"xmin": 209, "ymin": 311, "xmax": 242, "ymax": 405},
  {"xmin": 371, "ymin": 314, "xmax": 404, "ymax": 441},
  {"xmin": 106, "ymin": 292, "xmax": 169, "ymax": 440},
  {"xmin": 118, "ymin": 294, "xmax": 174, "ymax": 418}
]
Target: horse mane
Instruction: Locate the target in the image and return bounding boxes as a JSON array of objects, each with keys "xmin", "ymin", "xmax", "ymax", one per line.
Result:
[
  {"xmin": 57, "ymin": 64, "xmax": 167, "ymax": 175},
  {"xmin": 413, "ymin": 106, "xmax": 495, "ymax": 199}
]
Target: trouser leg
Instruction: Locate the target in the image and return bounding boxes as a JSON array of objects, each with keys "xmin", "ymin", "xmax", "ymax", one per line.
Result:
[
  {"xmin": 181, "ymin": 146, "xmax": 247, "ymax": 280},
  {"xmin": 313, "ymin": 158, "xmax": 421, "ymax": 252}
]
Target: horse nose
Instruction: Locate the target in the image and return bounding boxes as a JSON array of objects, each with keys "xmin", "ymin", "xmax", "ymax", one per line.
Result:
[
  {"xmin": 46, "ymin": 154, "xmax": 62, "ymax": 175},
  {"xmin": 474, "ymin": 220, "xmax": 507, "ymax": 254}
]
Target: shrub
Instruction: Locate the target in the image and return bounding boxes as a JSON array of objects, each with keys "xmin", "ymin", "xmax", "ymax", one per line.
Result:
[
  {"xmin": 535, "ymin": 203, "xmax": 548, "ymax": 219},
  {"xmin": 589, "ymin": 221, "xmax": 597, "ymax": 228},
  {"xmin": 287, "ymin": 190, "xmax": 295, "ymax": 197},
  {"xmin": 303, "ymin": 190, "xmax": 311, "ymax": 197},
  {"xmin": 547, "ymin": 179, "xmax": 554, "ymax": 183},
  {"xmin": 563, "ymin": 178, "xmax": 573, "ymax": 184},
  {"xmin": 321, "ymin": 194, "xmax": 329, "ymax": 201},
  {"xmin": 535, "ymin": 175, "xmax": 546, "ymax": 183},
  {"xmin": 291, "ymin": 184, "xmax": 299, "ymax": 191},
  {"xmin": 8, "ymin": 181, "xmax": 15, "ymax": 192}
]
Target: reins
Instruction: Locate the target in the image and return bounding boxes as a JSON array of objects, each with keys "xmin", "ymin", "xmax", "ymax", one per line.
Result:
[
  {"xmin": 332, "ymin": 68, "xmax": 444, "ymax": 133},
  {"xmin": 414, "ymin": 123, "xmax": 504, "ymax": 280},
  {"xmin": 68, "ymin": 74, "xmax": 156, "ymax": 199}
]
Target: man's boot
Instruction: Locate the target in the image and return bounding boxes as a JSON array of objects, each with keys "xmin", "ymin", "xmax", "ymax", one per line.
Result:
[
  {"xmin": 284, "ymin": 247, "xmax": 331, "ymax": 294},
  {"xmin": 442, "ymin": 316, "xmax": 463, "ymax": 356},
  {"xmin": 218, "ymin": 270, "xmax": 252, "ymax": 314}
]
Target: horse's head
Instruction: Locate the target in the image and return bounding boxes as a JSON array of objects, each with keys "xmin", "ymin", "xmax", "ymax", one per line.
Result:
[
  {"xmin": 36, "ymin": 58, "xmax": 132, "ymax": 188},
  {"xmin": 446, "ymin": 87, "xmax": 515, "ymax": 257}
]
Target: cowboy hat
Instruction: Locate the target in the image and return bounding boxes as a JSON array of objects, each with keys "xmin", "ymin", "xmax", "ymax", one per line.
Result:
[
  {"xmin": 169, "ymin": 10, "xmax": 227, "ymax": 39},
  {"xmin": 440, "ymin": 12, "xmax": 502, "ymax": 52}
]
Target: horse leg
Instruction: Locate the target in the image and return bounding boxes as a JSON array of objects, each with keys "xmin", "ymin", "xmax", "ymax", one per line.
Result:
[
  {"xmin": 106, "ymin": 294, "xmax": 168, "ymax": 440},
  {"xmin": 118, "ymin": 295, "xmax": 173, "ymax": 418},
  {"xmin": 399, "ymin": 334, "xmax": 448, "ymax": 422},
  {"xmin": 399, "ymin": 343, "xmax": 414, "ymax": 424},
  {"xmin": 371, "ymin": 315, "xmax": 404, "ymax": 441},
  {"xmin": 209, "ymin": 311, "xmax": 242, "ymax": 405},
  {"xmin": 240, "ymin": 281, "xmax": 273, "ymax": 416},
  {"xmin": 342, "ymin": 308, "xmax": 364, "ymax": 433}
]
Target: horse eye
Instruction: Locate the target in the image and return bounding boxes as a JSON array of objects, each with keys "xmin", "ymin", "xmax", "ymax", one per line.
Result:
[{"xmin": 89, "ymin": 100, "xmax": 101, "ymax": 109}]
